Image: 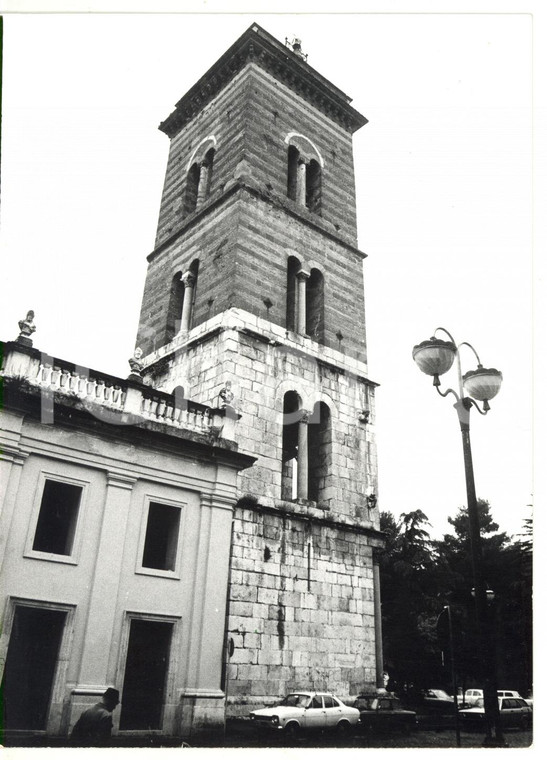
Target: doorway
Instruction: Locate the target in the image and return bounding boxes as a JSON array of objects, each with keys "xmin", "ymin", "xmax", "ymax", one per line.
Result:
[
  {"xmin": 1, "ymin": 605, "xmax": 67, "ymax": 730},
  {"xmin": 119, "ymin": 618, "xmax": 174, "ymax": 730}
]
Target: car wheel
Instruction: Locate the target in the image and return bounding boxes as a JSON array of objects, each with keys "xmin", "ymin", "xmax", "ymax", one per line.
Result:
[
  {"xmin": 284, "ymin": 722, "xmax": 300, "ymax": 741},
  {"xmin": 336, "ymin": 720, "xmax": 351, "ymax": 737}
]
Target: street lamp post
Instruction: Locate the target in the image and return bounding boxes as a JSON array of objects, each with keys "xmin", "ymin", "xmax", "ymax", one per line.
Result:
[{"xmin": 412, "ymin": 327, "xmax": 504, "ymax": 746}]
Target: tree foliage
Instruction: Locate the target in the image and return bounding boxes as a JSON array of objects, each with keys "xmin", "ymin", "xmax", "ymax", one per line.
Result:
[{"xmin": 379, "ymin": 501, "xmax": 533, "ymax": 697}]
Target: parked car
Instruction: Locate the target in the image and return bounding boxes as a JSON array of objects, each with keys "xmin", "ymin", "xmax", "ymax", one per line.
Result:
[
  {"xmin": 464, "ymin": 688, "xmax": 524, "ymax": 708},
  {"xmin": 459, "ymin": 697, "xmax": 532, "ymax": 730},
  {"xmin": 353, "ymin": 694, "xmax": 417, "ymax": 733},
  {"xmin": 497, "ymin": 689, "xmax": 523, "ymax": 700},
  {"xmin": 421, "ymin": 689, "xmax": 455, "ymax": 713},
  {"xmin": 464, "ymin": 688, "xmax": 484, "ymax": 706},
  {"xmin": 249, "ymin": 691, "xmax": 360, "ymax": 737}
]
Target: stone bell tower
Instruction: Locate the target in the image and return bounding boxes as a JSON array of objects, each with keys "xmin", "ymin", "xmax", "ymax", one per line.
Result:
[{"xmin": 135, "ymin": 24, "xmax": 384, "ymax": 713}]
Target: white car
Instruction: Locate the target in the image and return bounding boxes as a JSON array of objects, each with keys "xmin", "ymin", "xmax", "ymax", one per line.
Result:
[
  {"xmin": 249, "ymin": 691, "xmax": 360, "ymax": 737},
  {"xmin": 464, "ymin": 688, "xmax": 484, "ymax": 706},
  {"xmin": 459, "ymin": 697, "xmax": 532, "ymax": 730}
]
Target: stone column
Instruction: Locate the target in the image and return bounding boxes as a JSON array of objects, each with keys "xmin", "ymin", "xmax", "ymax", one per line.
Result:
[
  {"xmin": 296, "ymin": 159, "xmax": 307, "ymax": 206},
  {"xmin": 372, "ymin": 547, "xmax": 385, "ymax": 691},
  {"xmin": 297, "ymin": 410, "xmax": 309, "ymax": 500},
  {"xmin": 196, "ymin": 161, "xmax": 211, "ymax": 207},
  {"xmin": 180, "ymin": 272, "xmax": 196, "ymax": 333},
  {"xmin": 296, "ymin": 268, "xmax": 310, "ymax": 336},
  {"xmin": 77, "ymin": 473, "xmax": 136, "ymax": 687}
]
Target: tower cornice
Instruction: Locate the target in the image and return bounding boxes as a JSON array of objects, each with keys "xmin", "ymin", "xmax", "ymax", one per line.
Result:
[
  {"xmin": 147, "ymin": 179, "xmax": 367, "ymax": 264},
  {"xmin": 159, "ymin": 23, "xmax": 368, "ymax": 138}
]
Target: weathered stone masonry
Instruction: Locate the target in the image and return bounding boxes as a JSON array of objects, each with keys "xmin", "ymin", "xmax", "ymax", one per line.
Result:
[{"xmin": 225, "ymin": 505, "xmax": 381, "ymax": 711}]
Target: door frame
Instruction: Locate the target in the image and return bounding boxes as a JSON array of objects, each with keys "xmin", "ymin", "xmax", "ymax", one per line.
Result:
[
  {"xmin": 116, "ymin": 610, "xmax": 181, "ymax": 735},
  {"xmin": 0, "ymin": 596, "xmax": 75, "ymax": 733}
]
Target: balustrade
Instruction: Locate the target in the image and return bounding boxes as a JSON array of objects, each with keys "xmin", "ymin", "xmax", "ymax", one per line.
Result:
[{"xmin": 6, "ymin": 346, "xmax": 224, "ymax": 437}]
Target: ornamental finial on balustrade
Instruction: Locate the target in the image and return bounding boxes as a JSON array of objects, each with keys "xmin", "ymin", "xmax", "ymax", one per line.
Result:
[
  {"xmin": 128, "ymin": 347, "xmax": 144, "ymax": 381},
  {"xmin": 17, "ymin": 310, "xmax": 36, "ymax": 346}
]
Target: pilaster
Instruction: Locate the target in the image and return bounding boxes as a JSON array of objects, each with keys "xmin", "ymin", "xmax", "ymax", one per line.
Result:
[{"xmin": 77, "ymin": 472, "xmax": 136, "ymax": 686}]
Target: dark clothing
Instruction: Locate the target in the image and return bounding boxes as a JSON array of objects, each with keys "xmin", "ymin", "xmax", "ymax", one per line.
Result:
[{"xmin": 70, "ymin": 701, "xmax": 114, "ymax": 746}]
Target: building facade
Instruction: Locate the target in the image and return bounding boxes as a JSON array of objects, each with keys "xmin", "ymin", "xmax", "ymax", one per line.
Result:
[
  {"xmin": 0, "ymin": 340, "xmax": 253, "ymax": 742},
  {"xmin": 0, "ymin": 23, "xmax": 384, "ymax": 743}
]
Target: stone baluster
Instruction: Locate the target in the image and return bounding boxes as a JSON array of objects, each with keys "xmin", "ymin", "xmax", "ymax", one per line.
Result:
[{"xmin": 95, "ymin": 379, "xmax": 105, "ymax": 400}]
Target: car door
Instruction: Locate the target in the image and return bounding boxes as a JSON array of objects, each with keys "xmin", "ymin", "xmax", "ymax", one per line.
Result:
[
  {"xmin": 323, "ymin": 695, "xmax": 342, "ymax": 728},
  {"xmin": 376, "ymin": 697, "xmax": 394, "ymax": 729},
  {"xmin": 499, "ymin": 698, "xmax": 516, "ymax": 727},
  {"xmin": 303, "ymin": 695, "xmax": 326, "ymax": 729}
]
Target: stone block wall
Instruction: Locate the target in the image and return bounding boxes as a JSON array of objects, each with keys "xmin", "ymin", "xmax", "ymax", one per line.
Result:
[{"xmin": 225, "ymin": 504, "xmax": 382, "ymax": 713}]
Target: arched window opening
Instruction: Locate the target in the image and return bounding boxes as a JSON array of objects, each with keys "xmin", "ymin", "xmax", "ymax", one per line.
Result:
[
  {"xmin": 184, "ymin": 163, "xmax": 200, "ymax": 216},
  {"xmin": 287, "ymin": 145, "xmax": 299, "ymax": 202},
  {"xmin": 308, "ymin": 402, "xmax": 332, "ymax": 505},
  {"xmin": 306, "ymin": 159, "xmax": 321, "ymax": 214},
  {"xmin": 165, "ymin": 272, "xmax": 184, "ymax": 343},
  {"xmin": 286, "ymin": 256, "xmax": 301, "ymax": 332},
  {"xmin": 306, "ymin": 268, "xmax": 325, "ymax": 343},
  {"xmin": 286, "ymin": 138, "xmax": 322, "ymax": 215},
  {"xmin": 164, "ymin": 259, "xmax": 200, "ymax": 343},
  {"xmin": 281, "ymin": 391, "xmax": 301, "ymax": 501}
]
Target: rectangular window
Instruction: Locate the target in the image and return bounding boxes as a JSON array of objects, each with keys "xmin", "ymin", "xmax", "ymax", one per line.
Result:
[
  {"xmin": 32, "ymin": 480, "xmax": 83, "ymax": 556},
  {"xmin": 142, "ymin": 502, "xmax": 181, "ymax": 571}
]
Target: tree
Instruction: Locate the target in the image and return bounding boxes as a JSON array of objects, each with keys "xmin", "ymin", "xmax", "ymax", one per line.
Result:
[
  {"xmin": 379, "ymin": 510, "xmax": 442, "ymax": 693},
  {"xmin": 378, "ymin": 501, "xmax": 533, "ymax": 698},
  {"xmin": 434, "ymin": 501, "xmax": 532, "ymax": 695}
]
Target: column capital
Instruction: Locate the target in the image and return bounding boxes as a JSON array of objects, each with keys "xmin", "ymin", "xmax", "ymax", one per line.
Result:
[
  {"xmin": 372, "ymin": 546, "xmax": 384, "ymax": 564},
  {"xmin": 296, "ymin": 267, "xmax": 311, "ymax": 281},
  {"xmin": 299, "ymin": 409, "xmax": 311, "ymax": 424},
  {"xmin": 181, "ymin": 271, "xmax": 197, "ymax": 288},
  {"xmin": 106, "ymin": 472, "xmax": 137, "ymax": 490},
  {"xmin": 0, "ymin": 444, "xmax": 29, "ymax": 466}
]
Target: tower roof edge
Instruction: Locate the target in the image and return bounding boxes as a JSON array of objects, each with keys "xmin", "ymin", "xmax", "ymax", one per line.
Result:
[{"xmin": 159, "ymin": 22, "xmax": 368, "ymax": 138}]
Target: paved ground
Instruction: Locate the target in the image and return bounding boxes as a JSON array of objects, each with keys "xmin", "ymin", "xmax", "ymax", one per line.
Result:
[
  {"xmin": 207, "ymin": 720, "xmax": 532, "ymax": 749},
  {"xmin": 2, "ymin": 721, "xmax": 533, "ymax": 749}
]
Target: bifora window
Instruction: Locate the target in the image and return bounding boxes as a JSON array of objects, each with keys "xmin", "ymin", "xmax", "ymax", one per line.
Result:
[
  {"xmin": 32, "ymin": 480, "xmax": 83, "ymax": 556},
  {"xmin": 142, "ymin": 502, "xmax": 181, "ymax": 571}
]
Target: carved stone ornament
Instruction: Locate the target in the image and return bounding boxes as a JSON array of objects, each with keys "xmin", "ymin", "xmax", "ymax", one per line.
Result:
[
  {"xmin": 128, "ymin": 347, "xmax": 144, "ymax": 376},
  {"xmin": 358, "ymin": 409, "xmax": 370, "ymax": 424},
  {"xmin": 218, "ymin": 380, "xmax": 235, "ymax": 408},
  {"xmin": 17, "ymin": 310, "xmax": 36, "ymax": 345}
]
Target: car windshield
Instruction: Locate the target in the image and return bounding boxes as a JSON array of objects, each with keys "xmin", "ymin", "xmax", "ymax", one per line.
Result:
[{"xmin": 278, "ymin": 694, "xmax": 311, "ymax": 708}]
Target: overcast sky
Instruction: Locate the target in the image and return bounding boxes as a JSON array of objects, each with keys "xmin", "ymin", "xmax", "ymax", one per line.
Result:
[{"xmin": 0, "ymin": 4, "xmax": 540, "ymax": 540}]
